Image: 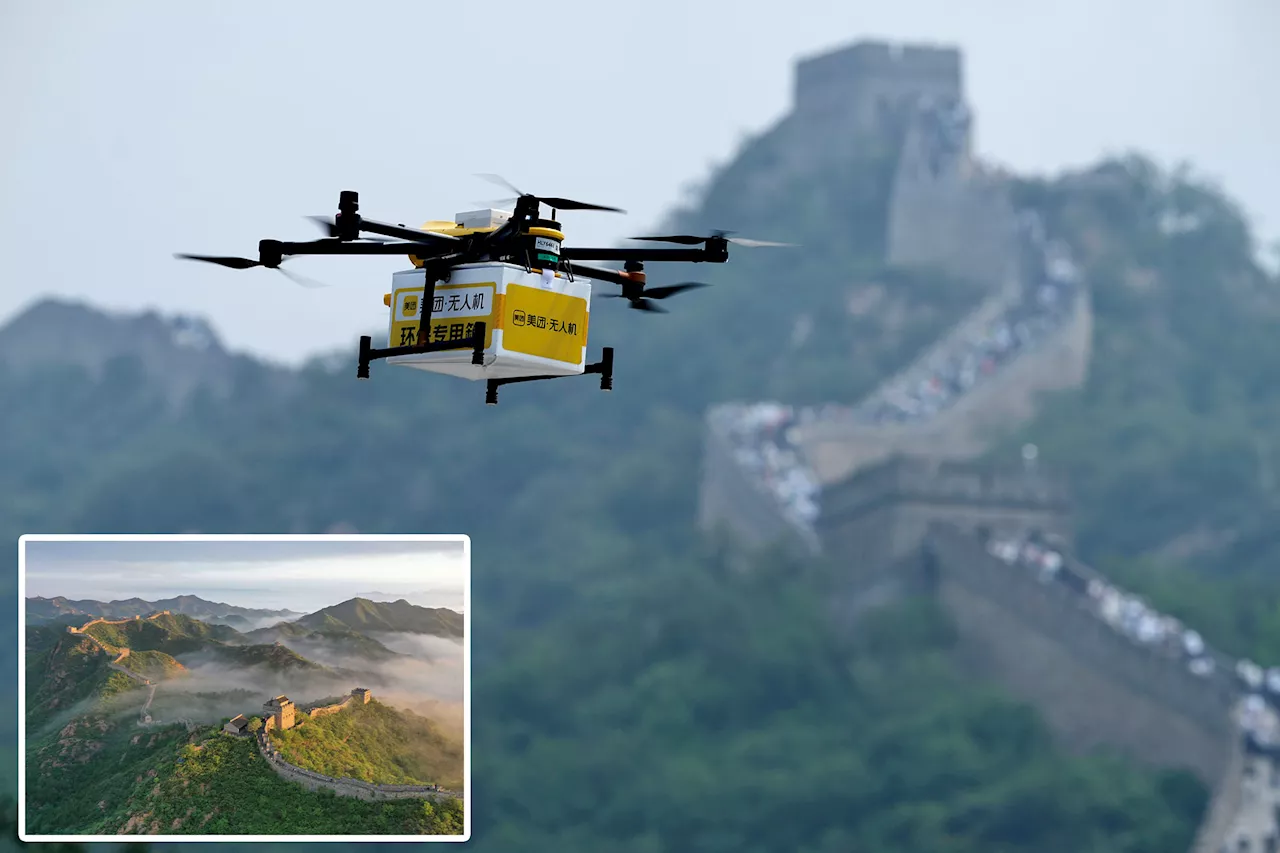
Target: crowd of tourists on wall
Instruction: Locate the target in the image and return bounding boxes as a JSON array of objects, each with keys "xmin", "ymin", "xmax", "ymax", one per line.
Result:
[
  {"xmin": 986, "ymin": 530, "xmax": 1280, "ymax": 852},
  {"xmin": 853, "ymin": 213, "xmax": 1081, "ymax": 427},
  {"xmin": 717, "ymin": 402, "xmax": 819, "ymax": 528},
  {"xmin": 715, "ymin": 207, "xmax": 1080, "ymax": 535}
]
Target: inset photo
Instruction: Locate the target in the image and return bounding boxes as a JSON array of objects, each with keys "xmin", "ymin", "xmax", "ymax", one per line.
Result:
[{"xmin": 18, "ymin": 534, "xmax": 470, "ymax": 843}]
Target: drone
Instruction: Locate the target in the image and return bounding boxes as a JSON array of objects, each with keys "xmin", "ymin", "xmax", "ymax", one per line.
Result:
[{"xmin": 176, "ymin": 175, "xmax": 792, "ymax": 405}]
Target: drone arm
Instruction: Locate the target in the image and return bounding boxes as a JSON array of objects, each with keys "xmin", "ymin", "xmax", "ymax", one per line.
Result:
[
  {"xmin": 355, "ymin": 218, "xmax": 463, "ymax": 246},
  {"xmin": 262, "ymin": 239, "xmax": 460, "ymax": 259},
  {"xmin": 560, "ymin": 246, "xmax": 726, "ymax": 263},
  {"xmin": 563, "ymin": 261, "xmax": 634, "ymax": 287}
]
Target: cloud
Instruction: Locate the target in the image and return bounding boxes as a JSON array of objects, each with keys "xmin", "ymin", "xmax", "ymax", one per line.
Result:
[
  {"xmin": 125, "ymin": 632, "xmax": 464, "ymax": 728},
  {"xmin": 22, "ymin": 538, "xmax": 467, "ymax": 611}
]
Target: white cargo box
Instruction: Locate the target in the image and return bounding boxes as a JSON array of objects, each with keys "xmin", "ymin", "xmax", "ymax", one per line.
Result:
[{"xmin": 385, "ymin": 262, "xmax": 592, "ymax": 381}]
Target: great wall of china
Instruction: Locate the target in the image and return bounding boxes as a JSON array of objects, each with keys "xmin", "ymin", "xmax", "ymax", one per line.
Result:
[
  {"xmin": 67, "ymin": 614, "xmax": 163, "ymax": 722},
  {"xmin": 697, "ymin": 39, "xmax": 1256, "ymax": 853},
  {"xmin": 65, "ymin": 614, "xmax": 459, "ymax": 801},
  {"xmin": 256, "ymin": 691, "xmax": 460, "ymax": 802}
]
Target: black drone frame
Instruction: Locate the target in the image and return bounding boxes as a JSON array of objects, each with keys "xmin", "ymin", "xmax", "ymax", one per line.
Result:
[{"xmin": 196, "ymin": 190, "xmax": 735, "ymax": 404}]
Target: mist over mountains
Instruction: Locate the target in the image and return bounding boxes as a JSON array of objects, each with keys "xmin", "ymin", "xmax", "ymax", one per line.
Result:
[
  {"xmin": 24, "ymin": 595, "xmax": 465, "ymax": 738},
  {"xmin": 26, "ymin": 593, "xmax": 303, "ymax": 631}
]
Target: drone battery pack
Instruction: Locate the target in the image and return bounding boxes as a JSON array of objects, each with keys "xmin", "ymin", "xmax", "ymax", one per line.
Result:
[{"xmin": 384, "ymin": 262, "xmax": 592, "ymax": 381}]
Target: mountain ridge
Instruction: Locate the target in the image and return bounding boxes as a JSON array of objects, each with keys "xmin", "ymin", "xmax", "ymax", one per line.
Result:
[
  {"xmin": 295, "ymin": 597, "xmax": 464, "ymax": 639},
  {"xmin": 26, "ymin": 593, "xmax": 301, "ymax": 627}
]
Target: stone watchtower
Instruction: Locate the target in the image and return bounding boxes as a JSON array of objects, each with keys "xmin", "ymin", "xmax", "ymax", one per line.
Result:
[
  {"xmin": 263, "ymin": 695, "xmax": 296, "ymax": 731},
  {"xmin": 784, "ymin": 39, "xmax": 1017, "ymax": 287},
  {"xmin": 352, "ymin": 687, "xmax": 372, "ymax": 704},
  {"xmin": 791, "ymin": 40, "xmax": 964, "ymax": 156}
]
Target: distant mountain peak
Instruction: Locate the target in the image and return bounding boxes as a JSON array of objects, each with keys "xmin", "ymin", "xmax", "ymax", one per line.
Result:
[
  {"xmin": 25, "ymin": 593, "xmax": 301, "ymax": 626},
  {"xmin": 296, "ymin": 597, "xmax": 463, "ymax": 639},
  {"xmin": 0, "ymin": 297, "xmax": 294, "ymax": 406},
  {"xmin": 1, "ymin": 297, "xmax": 228, "ymax": 355}
]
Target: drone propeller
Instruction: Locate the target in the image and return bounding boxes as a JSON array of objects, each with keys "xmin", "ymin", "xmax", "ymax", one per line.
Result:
[
  {"xmin": 475, "ymin": 173, "xmax": 626, "ymax": 213},
  {"xmin": 599, "ymin": 281, "xmax": 709, "ymax": 314},
  {"xmin": 173, "ymin": 253, "xmax": 330, "ymax": 289},
  {"xmin": 305, "ymin": 215, "xmax": 393, "ymax": 243},
  {"xmin": 630, "ymin": 230, "xmax": 797, "ymax": 248}
]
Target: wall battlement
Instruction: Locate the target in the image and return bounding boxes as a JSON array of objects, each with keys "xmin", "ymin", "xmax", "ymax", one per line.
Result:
[{"xmin": 823, "ymin": 455, "xmax": 1073, "ymax": 517}]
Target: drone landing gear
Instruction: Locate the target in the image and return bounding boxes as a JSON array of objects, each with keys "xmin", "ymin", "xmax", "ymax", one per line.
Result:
[
  {"xmin": 485, "ymin": 347, "xmax": 614, "ymax": 406},
  {"xmin": 357, "ymin": 322, "xmax": 488, "ymax": 379}
]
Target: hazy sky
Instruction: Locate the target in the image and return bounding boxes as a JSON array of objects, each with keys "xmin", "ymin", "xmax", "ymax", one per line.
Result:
[
  {"xmin": 21, "ymin": 537, "xmax": 468, "ymax": 613},
  {"xmin": 2, "ymin": 1, "xmax": 1276, "ymax": 365}
]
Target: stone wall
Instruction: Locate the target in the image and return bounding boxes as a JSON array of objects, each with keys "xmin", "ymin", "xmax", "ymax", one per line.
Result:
[
  {"xmin": 926, "ymin": 524, "xmax": 1232, "ymax": 781},
  {"xmin": 816, "ymin": 456, "xmax": 1074, "ymax": 574},
  {"xmin": 66, "ymin": 614, "xmax": 146, "ymax": 635},
  {"xmin": 306, "ymin": 695, "xmax": 355, "ymax": 720},
  {"xmin": 254, "ymin": 730, "xmax": 459, "ymax": 803},
  {"xmin": 797, "ymin": 288, "xmax": 1093, "ymax": 486},
  {"xmin": 886, "ymin": 122, "xmax": 1016, "ymax": 288},
  {"xmin": 1191, "ymin": 734, "xmax": 1246, "ymax": 853}
]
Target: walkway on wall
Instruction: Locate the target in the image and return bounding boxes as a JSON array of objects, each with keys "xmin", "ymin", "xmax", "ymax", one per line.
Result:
[
  {"xmin": 70, "ymin": 617, "xmax": 172, "ymax": 726},
  {"xmin": 253, "ymin": 715, "xmax": 461, "ymax": 803}
]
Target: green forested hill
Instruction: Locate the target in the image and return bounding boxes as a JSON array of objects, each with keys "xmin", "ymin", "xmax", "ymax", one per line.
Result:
[
  {"xmin": 294, "ymin": 597, "xmax": 463, "ymax": 638},
  {"xmin": 3, "ymin": 146, "xmax": 1280, "ymax": 851},
  {"xmin": 84, "ymin": 612, "xmax": 246, "ymax": 653},
  {"xmin": 22, "ymin": 718, "xmax": 463, "ymax": 838},
  {"xmin": 24, "ymin": 630, "xmax": 143, "ymax": 729},
  {"xmin": 271, "ymin": 700, "xmax": 463, "ymax": 789}
]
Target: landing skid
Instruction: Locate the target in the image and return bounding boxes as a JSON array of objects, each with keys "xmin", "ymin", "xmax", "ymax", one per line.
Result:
[
  {"xmin": 356, "ymin": 326, "xmax": 614, "ymax": 406},
  {"xmin": 356, "ymin": 322, "xmax": 488, "ymax": 379},
  {"xmin": 485, "ymin": 347, "xmax": 614, "ymax": 405}
]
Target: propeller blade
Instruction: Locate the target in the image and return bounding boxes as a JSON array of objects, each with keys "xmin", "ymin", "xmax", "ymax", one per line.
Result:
[
  {"xmin": 307, "ymin": 215, "xmax": 341, "ymax": 238},
  {"xmin": 173, "ymin": 253, "xmax": 262, "ymax": 270},
  {"xmin": 175, "ymin": 252, "xmax": 327, "ymax": 288},
  {"xmin": 628, "ymin": 232, "xmax": 796, "ymax": 247},
  {"xmin": 730, "ymin": 237, "xmax": 797, "ymax": 248},
  {"xmin": 644, "ymin": 282, "xmax": 710, "ymax": 300},
  {"xmin": 538, "ymin": 197, "xmax": 625, "ymax": 213},
  {"xmin": 276, "ymin": 267, "xmax": 330, "ymax": 289},
  {"xmin": 475, "ymin": 173, "xmax": 525, "ymax": 197},
  {"xmin": 473, "ymin": 174, "xmax": 625, "ymax": 214},
  {"xmin": 470, "ymin": 198, "xmax": 518, "ymax": 210},
  {"xmin": 631, "ymin": 299, "xmax": 668, "ymax": 314},
  {"xmin": 306, "ymin": 215, "xmax": 393, "ymax": 242}
]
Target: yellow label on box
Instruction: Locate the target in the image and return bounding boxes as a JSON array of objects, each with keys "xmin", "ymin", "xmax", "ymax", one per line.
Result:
[
  {"xmin": 389, "ymin": 283, "xmax": 495, "ymax": 350},
  {"xmin": 501, "ymin": 283, "xmax": 588, "ymax": 364}
]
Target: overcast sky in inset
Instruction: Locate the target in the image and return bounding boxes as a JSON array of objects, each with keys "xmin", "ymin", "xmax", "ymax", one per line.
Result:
[
  {"xmin": 22, "ymin": 538, "xmax": 467, "ymax": 613},
  {"xmin": 2, "ymin": 0, "xmax": 1276, "ymax": 365}
]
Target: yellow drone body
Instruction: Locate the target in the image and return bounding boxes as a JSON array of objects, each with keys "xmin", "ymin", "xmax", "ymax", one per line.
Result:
[{"xmin": 384, "ymin": 209, "xmax": 591, "ymax": 383}]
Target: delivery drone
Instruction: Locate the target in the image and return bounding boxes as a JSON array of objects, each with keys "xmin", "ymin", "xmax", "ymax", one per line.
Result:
[{"xmin": 175, "ymin": 176, "xmax": 791, "ymax": 405}]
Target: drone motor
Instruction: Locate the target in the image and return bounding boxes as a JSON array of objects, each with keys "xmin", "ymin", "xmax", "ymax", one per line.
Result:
[{"xmin": 522, "ymin": 218, "xmax": 564, "ymax": 271}]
